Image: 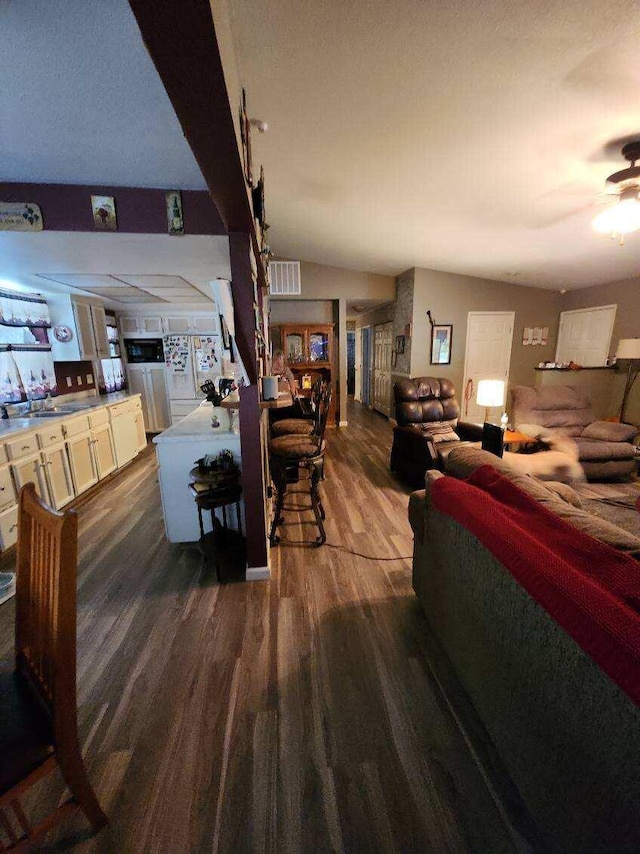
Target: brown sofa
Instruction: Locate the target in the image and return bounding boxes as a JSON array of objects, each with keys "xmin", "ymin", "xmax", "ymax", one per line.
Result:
[
  {"xmin": 390, "ymin": 377, "xmax": 482, "ymax": 486},
  {"xmin": 511, "ymin": 384, "xmax": 638, "ymax": 480},
  {"xmin": 409, "ymin": 445, "xmax": 640, "ymax": 852}
]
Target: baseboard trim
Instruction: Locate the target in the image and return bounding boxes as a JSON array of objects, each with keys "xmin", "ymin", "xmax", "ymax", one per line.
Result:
[
  {"xmin": 339, "ymin": 420, "xmax": 348, "ymax": 427},
  {"xmin": 246, "ymin": 565, "xmax": 270, "ymax": 581}
]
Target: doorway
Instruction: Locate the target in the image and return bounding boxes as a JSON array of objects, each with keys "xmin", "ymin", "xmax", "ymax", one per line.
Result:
[
  {"xmin": 361, "ymin": 326, "xmax": 372, "ymax": 406},
  {"xmin": 373, "ymin": 322, "xmax": 393, "ymax": 416},
  {"xmin": 462, "ymin": 312, "xmax": 515, "ymax": 421},
  {"xmin": 347, "ymin": 331, "xmax": 356, "ymax": 395}
]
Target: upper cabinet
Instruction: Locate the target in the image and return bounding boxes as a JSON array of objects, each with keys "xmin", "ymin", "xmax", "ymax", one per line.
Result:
[
  {"xmin": 47, "ymin": 295, "xmax": 110, "ymax": 362},
  {"xmin": 118, "ymin": 314, "xmax": 219, "ymax": 337},
  {"xmin": 278, "ymin": 324, "xmax": 334, "ymax": 366}
]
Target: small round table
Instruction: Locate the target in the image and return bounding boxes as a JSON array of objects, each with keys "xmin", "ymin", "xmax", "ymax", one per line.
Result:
[{"xmin": 188, "ymin": 467, "xmax": 243, "ymax": 581}]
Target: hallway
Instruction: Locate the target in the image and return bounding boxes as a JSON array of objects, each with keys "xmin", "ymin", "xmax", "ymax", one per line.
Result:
[{"xmin": 0, "ymin": 401, "xmax": 531, "ymax": 852}]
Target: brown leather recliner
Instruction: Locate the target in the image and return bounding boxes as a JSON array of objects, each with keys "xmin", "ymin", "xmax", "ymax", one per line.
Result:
[{"xmin": 391, "ymin": 377, "xmax": 483, "ymax": 486}]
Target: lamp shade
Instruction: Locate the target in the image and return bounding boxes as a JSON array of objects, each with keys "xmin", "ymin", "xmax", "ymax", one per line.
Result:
[
  {"xmin": 616, "ymin": 338, "xmax": 640, "ymax": 360},
  {"xmin": 476, "ymin": 379, "xmax": 505, "ymax": 408}
]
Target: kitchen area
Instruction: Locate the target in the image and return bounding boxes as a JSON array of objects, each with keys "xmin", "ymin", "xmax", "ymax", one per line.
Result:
[{"xmin": 0, "ymin": 240, "xmax": 251, "ymax": 603}]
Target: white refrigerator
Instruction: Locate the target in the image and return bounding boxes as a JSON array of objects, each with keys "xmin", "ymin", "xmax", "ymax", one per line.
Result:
[{"xmin": 163, "ymin": 335, "xmax": 222, "ymax": 423}]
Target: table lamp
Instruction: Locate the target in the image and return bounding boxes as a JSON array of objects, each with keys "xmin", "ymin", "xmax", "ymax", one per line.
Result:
[
  {"xmin": 477, "ymin": 379, "xmax": 505, "ymax": 424},
  {"xmin": 616, "ymin": 338, "xmax": 640, "ymax": 423}
]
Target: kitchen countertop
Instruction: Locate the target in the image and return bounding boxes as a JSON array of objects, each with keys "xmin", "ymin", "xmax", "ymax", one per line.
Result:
[
  {"xmin": 0, "ymin": 392, "xmax": 142, "ymax": 440},
  {"xmin": 153, "ymin": 402, "xmax": 236, "ymax": 444}
]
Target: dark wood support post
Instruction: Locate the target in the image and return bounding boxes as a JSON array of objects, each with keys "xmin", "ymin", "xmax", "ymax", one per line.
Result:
[{"xmin": 229, "ymin": 232, "xmax": 267, "ymax": 572}]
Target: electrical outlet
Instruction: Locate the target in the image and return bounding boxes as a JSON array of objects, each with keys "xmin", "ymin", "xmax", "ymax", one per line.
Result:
[
  {"xmin": 76, "ymin": 376, "xmax": 82, "ymax": 385},
  {"xmin": 86, "ymin": 374, "xmax": 93, "ymax": 384},
  {"xmin": 66, "ymin": 377, "xmax": 73, "ymax": 388}
]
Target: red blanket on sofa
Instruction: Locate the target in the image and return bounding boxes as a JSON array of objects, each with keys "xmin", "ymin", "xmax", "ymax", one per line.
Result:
[{"xmin": 431, "ymin": 465, "xmax": 640, "ymax": 705}]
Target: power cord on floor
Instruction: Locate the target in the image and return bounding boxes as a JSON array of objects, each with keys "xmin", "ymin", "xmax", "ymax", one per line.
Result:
[{"xmin": 275, "ymin": 536, "xmax": 411, "ymax": 560}]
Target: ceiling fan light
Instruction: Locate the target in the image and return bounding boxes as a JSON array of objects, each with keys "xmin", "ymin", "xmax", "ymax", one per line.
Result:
[{"xmin": 592, "ymin": 196, "xmax": 640, "ymax": 235}]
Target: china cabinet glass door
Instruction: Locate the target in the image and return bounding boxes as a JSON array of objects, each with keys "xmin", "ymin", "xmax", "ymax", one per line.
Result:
[
  {"xmin": 285, "ymin": 332, "xmax": 305, "ymax": 363},
  {"xmin": 308, "ymin": 331, "xmax": 329, "ymax": 362}
]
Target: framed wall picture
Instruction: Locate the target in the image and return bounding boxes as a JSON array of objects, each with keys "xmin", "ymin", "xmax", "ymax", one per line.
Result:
[
  {"xmin": 91, "ymin": 195, "xmax": 117, "ymax": 231},
  {"xmin": 430, "ymin": 324, "xmax": 452, "ymax": 365},
  {"xmin": 166, "ymin": 190, "xmax": 184, "ymax": 235}
]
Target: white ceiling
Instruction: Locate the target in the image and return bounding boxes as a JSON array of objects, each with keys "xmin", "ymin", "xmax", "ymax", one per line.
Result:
[
  {"xmin": 230, "ymin": 0, "xmax": 640, "ymax": 289},
  {"xmin": 0, "ymin": 0, "xmax": 207, "ymax": 190},
  {"xmin": 0, "ymin": 232, "xmax": 231, "ymax": 309}
]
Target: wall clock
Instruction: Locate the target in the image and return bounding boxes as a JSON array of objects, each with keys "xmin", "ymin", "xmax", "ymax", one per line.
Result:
[{"xmin": 53, "ymin": 325, "xmax": 73, "ymax": 343}]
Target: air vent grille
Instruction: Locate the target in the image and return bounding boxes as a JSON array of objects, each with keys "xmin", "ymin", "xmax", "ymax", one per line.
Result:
[{"xmin": 270, "ymin": 261, "xmax": 301, "ymax": 295}]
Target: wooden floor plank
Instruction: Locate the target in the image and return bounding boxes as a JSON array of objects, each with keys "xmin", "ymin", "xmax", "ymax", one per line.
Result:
[{"xmin": 0, "ymin": 400, "xmax": 534, "ymax": 852}]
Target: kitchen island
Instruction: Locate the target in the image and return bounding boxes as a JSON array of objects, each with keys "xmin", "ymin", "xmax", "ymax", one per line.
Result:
[{"xmin": 153, "ymin": 402, "xmax": 243, "ymax": 544}]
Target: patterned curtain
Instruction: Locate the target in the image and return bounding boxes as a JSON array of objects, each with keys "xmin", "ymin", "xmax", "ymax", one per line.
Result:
[{"xmin": 0, "ymin": 290, "xmax": 51, "ymax": 328}]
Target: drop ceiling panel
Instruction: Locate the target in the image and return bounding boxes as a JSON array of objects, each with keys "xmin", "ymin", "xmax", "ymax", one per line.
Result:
[
  {"xmin": 115, "ymin": 275, "xmax": 194, "ymax": 288},
  {"xmin": 38, "ymin": 273, "xmax": 122, "ymax": 288}
]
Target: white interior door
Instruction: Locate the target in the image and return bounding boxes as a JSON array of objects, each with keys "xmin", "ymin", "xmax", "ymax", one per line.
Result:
[
  {"xmin": 462, "ymin": 312, "xmax": 515, "ymax": 421},
  {"xmin": 373, "ymin": 322, "xmax": 393, "ymax": 416},
  {"xmin": 555, "ymin": 305, "xmax": 616, "ymax": 367}
]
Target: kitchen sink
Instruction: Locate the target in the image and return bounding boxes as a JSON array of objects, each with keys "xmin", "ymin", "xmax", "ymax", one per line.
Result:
[{"xmin": 27, "ymin": 409, "xmax": 76, "ymax": 418}]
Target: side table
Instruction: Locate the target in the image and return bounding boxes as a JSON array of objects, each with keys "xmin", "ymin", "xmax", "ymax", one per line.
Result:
[{"xmin": 188, "ymin": 467, "xmax": 243, "ymax": 582}]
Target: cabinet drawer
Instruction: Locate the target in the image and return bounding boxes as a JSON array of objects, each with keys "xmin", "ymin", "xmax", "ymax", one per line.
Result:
[
  {"xmin": 0, "ymin": 505, "xmax": 18, "ymax": 551},
  {"xmin": 63, "ymin": 415, "xmax": 90, "ymax": 437},
  {"xmin": 109, "ymin": 401, "xmax": 136, "ymax": 419},
  {"xmin": 0, "ymin": 444, "xmax": 8, "ymax": 465},
  {"xmin": 37, "ymin": 424, "xmax": 65, "ymax": 448},
  {"xmin": 88, "ymin": 408, "xmax": 109, "ymax": 427},
  {"xmin": 0, "ymin": 466, "xmax": 16, "ymax": 509},
  {"xmin": 6, "ymin": 433, "xmax": 39, "ymax": 460}
]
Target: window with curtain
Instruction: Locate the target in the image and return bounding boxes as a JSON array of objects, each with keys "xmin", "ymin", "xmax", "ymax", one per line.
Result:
[{"xmin": 0, "ymin": 290, "xmax": 56, "ymax": 401}]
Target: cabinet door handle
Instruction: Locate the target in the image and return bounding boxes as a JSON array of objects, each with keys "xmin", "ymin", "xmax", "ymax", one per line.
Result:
[
  {"xmin": 50, "ymin": 435, "xmax": 57, "ymax": 440},
  {"xmin": 9, "ymin": 524, "xmax": 17, "ymax": 532},
  {"xmin": 0, "ymin": 486, "xmax": 5, "ymax": 491},
  {"xmin": 22, "ymin": 444, "xmax": 30, "ymax": 451}
]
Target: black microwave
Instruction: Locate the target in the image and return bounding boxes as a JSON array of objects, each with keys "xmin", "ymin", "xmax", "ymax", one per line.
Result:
[{"xmin": 124, "ymin": 338, "xmax": 164, "ymax": 363}]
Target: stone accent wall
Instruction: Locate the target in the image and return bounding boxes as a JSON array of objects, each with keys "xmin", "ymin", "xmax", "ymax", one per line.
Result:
[{"xmin": 392, "ymin": 269, "xmax": 414, "ymax": 377}]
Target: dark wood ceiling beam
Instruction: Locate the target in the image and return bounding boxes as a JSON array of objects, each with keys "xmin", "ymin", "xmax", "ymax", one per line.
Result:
[{"xmin": 127, "ymin": 0, "xmax": 253, "ymax": 234}]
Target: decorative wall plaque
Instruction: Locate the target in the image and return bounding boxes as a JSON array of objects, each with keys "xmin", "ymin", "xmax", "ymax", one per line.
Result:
[
  {"xmin": 166, "ymin": 190, "xmax": 184, "ymax": 235},
  {"xmin": 91, "ymin": 195, "xmax": 117, "ymax": 231},
  {"xmin": 0, "ymin": 202, "xmax": 43, "ymax": 231}
]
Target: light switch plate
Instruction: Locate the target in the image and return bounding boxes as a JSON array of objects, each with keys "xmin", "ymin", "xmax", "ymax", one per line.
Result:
[
  {"xmin": 86, "ymin": 374, "xmax": 93, "ymax": 384},
  {"xmin": 76, "ymin": 376, "xmax": 82, "ymax": 385},
  {"xmin": 66, "ymin": 377, "xmax": 73, "ymax": 388}
]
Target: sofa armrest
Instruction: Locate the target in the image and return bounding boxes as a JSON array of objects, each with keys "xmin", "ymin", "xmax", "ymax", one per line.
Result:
[
  {"xmin": 456, "ymin": 421, "xmax": 484, "ymax": 442},
  {"xmin": 581, "ymin": 421, "xmax": 639, "ymax": 443}
]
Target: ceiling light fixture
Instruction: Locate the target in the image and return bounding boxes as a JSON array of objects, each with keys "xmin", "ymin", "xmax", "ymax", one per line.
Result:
[{"xmin": 592, "ymin": 141, "xmax": 640, "ymax": 244}]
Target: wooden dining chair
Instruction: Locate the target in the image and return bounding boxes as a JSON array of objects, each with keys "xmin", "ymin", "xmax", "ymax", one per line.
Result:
[{"xmin": 0, "ymin": 483, "xmax": 107, "ymax": 850}]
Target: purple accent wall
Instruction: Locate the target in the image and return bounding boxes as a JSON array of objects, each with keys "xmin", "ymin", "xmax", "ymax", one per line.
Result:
[{"xmin": 0, "ymin": 182, "xmax": 226, "ymax": 235}]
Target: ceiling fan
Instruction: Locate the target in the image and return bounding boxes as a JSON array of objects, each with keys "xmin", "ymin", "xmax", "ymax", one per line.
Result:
[{"xmin": 591, "ymin": 141, "xmax": 640, "ymax": 243}]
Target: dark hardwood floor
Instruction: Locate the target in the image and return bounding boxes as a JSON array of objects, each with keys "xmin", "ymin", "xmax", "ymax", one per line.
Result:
[{"xmin": 0, "ymin": 400, "xmax": 532, "ymax": 852}]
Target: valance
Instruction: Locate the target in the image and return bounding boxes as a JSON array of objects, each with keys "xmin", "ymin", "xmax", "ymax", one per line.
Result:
[{"xmin": 0, "ymin": 289, "xmax": 51, "ymax": 328}]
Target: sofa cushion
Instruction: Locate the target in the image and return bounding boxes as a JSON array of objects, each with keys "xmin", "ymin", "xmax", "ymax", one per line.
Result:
[
  {"xmin": 575, "ymin": 438, "xmax": 636, "ymax": 461},
  {"xmin": 444, "ymin": 446, "xmax": 640, "ymax": 554},
  {"xmin": 581, "ymin": 421, "xmax": 639, "ymax": 443},
  {"xmin": 511, "ymin": 385, "xmax": 595, "ymax": 436}
]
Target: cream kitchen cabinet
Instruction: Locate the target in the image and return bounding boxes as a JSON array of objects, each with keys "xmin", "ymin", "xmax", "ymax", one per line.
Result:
[
  {"xmin": 133, "ymin": 409, "xmax": 146, "ymax": 452},
  {"xmin": 11, "ymin": 452, "xmax": 48, "ymax": 502},
  {"xmin": 162, "ymin": 315, "xmax": 217, "ymax": 334},
  {"xmin": 109, "ymin": 400, "xmax": 141, "ymax": 467},
  {"xmin": 91, "ymin": 423, "xmax": 117, "ymax": 478},
  {"xmin": 48, "ymin": 295, "xmax": 110, "ymax": 362},
  {"xmin": 127, "ymin": 364, "xmax": 169, "ymax": 432},
  {"xmin": 0, "ymin": 465, "xmax": 17, "ymax": 510},
  {"xmin": 0, "ymin": 505, "xmax": 19, "ymax": 551},
  {"xmin": 118, "ymin": 316, "xmax": 164, "ymax": 336},
  {"xmin": 41, "ymin": 444, "xmax": 75, "ymax": 509},
  {"xmin": 66, "ymin": 433, "xmax": 99, "ymax": 496}
]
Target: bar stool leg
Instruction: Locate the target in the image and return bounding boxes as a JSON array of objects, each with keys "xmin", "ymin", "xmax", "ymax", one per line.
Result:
[
  {"xmin": 310, "ymin": 458, "xmax": 326, "ymax": 547},
  {"xmin": 197, "ymin": 504, "xmax": 205, "ymax": 540}
]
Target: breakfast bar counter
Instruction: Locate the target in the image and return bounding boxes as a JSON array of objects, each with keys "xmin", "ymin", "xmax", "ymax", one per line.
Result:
[{"xmin": 153, "ymin": 402, "xmax": 242, "ymax": 542}]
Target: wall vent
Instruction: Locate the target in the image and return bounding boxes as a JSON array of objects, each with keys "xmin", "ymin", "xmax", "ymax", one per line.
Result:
[{"xmin": 270, "ymin": 261, "xmax": 301, "ymax": 295}]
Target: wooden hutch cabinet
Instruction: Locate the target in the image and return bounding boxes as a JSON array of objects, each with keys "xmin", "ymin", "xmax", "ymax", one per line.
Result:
[{"xmin": 273, "ymin": 323, "xmax": 336, "ymax": 425}]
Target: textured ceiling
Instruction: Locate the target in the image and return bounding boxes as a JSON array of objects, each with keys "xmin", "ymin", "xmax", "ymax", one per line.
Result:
[
  {"xmin": 0, "ymin": 0, "xmax": 207, "ymax": 190},
  {"xmin": 230, "ymin": 0, "xmax": 640, "ymax": 289}
]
